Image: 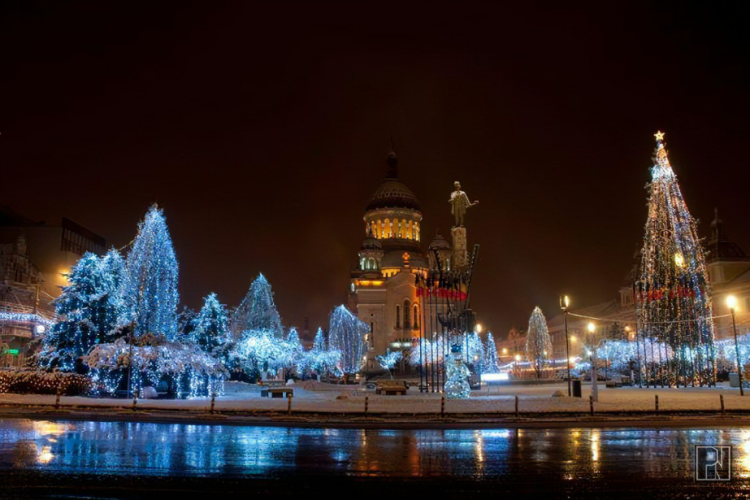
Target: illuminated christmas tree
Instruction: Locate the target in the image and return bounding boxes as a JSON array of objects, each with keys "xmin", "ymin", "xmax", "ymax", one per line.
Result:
[
  {"xmin": 231, "ymin": 274, "xmax": 283, "ymax": 338},
  {"xmin": 484, "ymin": 332, "xmax": 500, "ymax": 373},
  {"xmin": 636, "ymin": 131, "xmax": 715, "ymax": 387},
  {"xmin": 526, "ymin": 306, "xmax": 552, "ymax": 379},
  {"xmin": 328, "ymin": 305, "xmax": 368, "ymax": 376},
  {"xmin": 444, "ymin": 345, "xmax": 471, "ymax": 399},
  {"xmin": 193, "ymin": 293, "xmax": 230, "ymax": 354},
  {"xmin": 39, "ymin": 252, "xmax": 122, "ymax": 371},
  {"xmin": 122, "ymin": 205, "xmax": 179, "ymax": 340}
]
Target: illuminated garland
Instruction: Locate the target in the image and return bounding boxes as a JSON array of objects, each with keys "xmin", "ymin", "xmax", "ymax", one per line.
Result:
[
  {"xmin": 636, "ymin": 132, "xmax": 716, "ymax": 387},
  {"xmin": 0, "ymin": 312, "xmax": 54, "ymax": 326}
]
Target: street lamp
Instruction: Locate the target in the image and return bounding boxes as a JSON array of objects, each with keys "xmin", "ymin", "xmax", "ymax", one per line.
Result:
[
  {"xmin": 728, "ymin": 295, "xmax": 743, "ymax": 396},
  {"xmin": 476, "ymin": 323, "xmax": 483, "ymax": 334},
  {"xmin": 560, "ymin": 295, "xmax": 571, "ymax": 396}
]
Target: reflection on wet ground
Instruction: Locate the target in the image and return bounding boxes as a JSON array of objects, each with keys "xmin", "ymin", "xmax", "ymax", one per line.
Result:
[{"xmin": 1, "ymin": 419, "xmax": 749, "ymax": 498}]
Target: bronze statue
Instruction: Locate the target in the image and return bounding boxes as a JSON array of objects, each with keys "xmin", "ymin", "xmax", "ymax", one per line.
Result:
[{"xmin": 449, "ymin": 181, "xmax": 478, "ymax": 227}]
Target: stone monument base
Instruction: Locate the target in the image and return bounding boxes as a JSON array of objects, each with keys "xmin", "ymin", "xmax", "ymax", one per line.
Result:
[{"xmin": 451, "ymin": 226, "xmax": 468, "ymax": 269}]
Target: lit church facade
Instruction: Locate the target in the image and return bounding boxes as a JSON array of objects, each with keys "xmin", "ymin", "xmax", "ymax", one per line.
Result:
[{"xmin": 348, "ymin": 151, "xmax": 452, "ymax": 368}]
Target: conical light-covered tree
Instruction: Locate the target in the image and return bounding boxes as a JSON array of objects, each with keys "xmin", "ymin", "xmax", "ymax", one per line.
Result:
[
  {"xmin": 636, "ymin": 131, "xmax": 715, "ymax": 387},
  {"xmin": 193, "ymin": 293, "xmax": 230, "ymax": 354},
  {"xmin": 122, "ymin": 205, "xmax": 179, "ymax": 340},
  {"xmin": 526, "ymin": 306, "xmax": 552, "ymax": 379},
  {"xmin": 231, "ymin": 274, "xmax": 283, "ymax": 338},
  {"xmin": 39, "ymin": 251, "xmax": 123, "ymax": 371},
  {"xmin": 328, "ymin": 305, "xmax": 368, "ymax": 376},
  {"xmin": 484, "ymin": 332, "xmax": 500, "ymax": 373}
]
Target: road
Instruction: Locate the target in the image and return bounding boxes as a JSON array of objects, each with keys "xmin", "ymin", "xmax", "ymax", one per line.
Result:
[{"xmin": 1, "ymin": 418, "xmax": 748, "ymax": 498}]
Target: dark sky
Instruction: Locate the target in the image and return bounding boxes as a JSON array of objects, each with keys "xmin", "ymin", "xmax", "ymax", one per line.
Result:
[{"xmin": 2, "ymin": 2, "xmax": 748, "ymax": 337}]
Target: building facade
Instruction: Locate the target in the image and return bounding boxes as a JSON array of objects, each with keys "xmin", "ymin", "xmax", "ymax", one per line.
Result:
[{"xmin": 0, "ymin": 206, "xmax": 106, "ymax": 366}]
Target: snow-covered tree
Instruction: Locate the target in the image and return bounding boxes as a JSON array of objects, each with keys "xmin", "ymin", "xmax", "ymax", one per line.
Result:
[
  {"xmin": 526, "ymin": 306, "xmax": 552, "ymax": 378},
  {"xmin": 484, "ymin": 332, "xmax": 500, "ymax": 373},
  {"xmin": 122, "ymin": 205, "xmax": 179, "ymax": 340},
  {"xmin": 232, "ymin": 329, "xmax": 298, "ymax": 379},
  {"xmin": 38, "ymin": 251, "xmax": 123, "ymax": 372},
  {"xmin": 231, "ymin": 274, "xmax": 283, "ymax": 338},
  {"xmin": 328, "ymin": 305, "xmax": 368, "ymax": 376},
  {"xmin": 303, "ymin": 328, "xmax": 340, "ymax": 379},
  {"xmin": 376, "ymin": 350, "xmax": 402, "ymax": 378},
  {"xmin": 87, "ymin": 334, "xmax": 227, "ymax": 397}
]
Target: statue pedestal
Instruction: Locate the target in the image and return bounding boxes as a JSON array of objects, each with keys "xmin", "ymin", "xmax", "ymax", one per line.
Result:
[{"xmin": 451, "ymin": 227, "xmax": 469, "ymax": 269}]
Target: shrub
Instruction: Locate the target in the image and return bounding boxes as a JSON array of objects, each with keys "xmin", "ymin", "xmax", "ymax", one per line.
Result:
[{"xmin": 0, "ymin": 369, "xmax": 92, "ymax": 396}]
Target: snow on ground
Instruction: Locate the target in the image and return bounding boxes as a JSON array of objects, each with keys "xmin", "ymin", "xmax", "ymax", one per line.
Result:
[{"xmin": 2, "ymin": 381, "xmax": 749, "ymax": 414}]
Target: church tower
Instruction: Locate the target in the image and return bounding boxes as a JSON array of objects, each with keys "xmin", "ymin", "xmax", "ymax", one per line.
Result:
[{"xmin": 349, "ymin": 149, "xmax": 429, "ymax": 364}]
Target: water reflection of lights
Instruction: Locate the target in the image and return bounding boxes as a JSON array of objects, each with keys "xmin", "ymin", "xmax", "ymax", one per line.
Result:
[
  {"xmin": 32, "ymin": 421, "xmax": 70, "ymax": 436},
  {"xmin": 591, "ymin": 431, "xmax": 600, "ymax": 463},
  {"xmin": 37, "ymin": 445, "xmax": 54, "ymax": 464}
]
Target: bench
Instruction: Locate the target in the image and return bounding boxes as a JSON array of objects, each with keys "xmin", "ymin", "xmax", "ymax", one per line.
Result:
[
  {"xmin": 261, "ymin": 387, "xmax": 294, "ymax": 398},
  {"xmin": 376, "ymin": 380, "xmax": 408, "ymax": 396}
]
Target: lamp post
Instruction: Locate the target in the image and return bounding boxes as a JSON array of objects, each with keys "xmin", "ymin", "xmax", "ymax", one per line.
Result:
[
  {"xmin": 560, "ymin": 295, "xmax": 571, "ymax": 396},
  {"xmin": 728, "ymin": 296, "xmax": 743, "ymax": 396}
]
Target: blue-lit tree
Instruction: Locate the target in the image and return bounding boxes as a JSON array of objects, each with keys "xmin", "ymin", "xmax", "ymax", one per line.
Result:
[
  {"xmin": 231, "ymin": 274, "xmax": 283, "ymax": 338},
  {"xmin": 39, "ymin": 251, "xmax": 123, "ymax": 372},
  {"xmin": 484, "ymin": 332, "xmax": 500, "ymax": 373},
  {"xmin": 303, "ymin": 327, "xmax": 341, "ymax": 379},
  {"xmin": 376, "ymin": 350, "xmax": 402, "ymax": 378},
  {"xmin": 232, "ymin": 329, "xmax": 296, "ymax": 379},
  {"xmin": 328, "ymin": 305, "xmax": 368, "ymax": 377},
  {"xmin": 122, "ymin": 205, "xmax": 179, "ymax": 340},
  {"xmin": 465, "ymin": 331, "xmax": 485, "ymax": 375},
  {"xmin": 444, "ymin": 345, "xmax": 471, "ymax": 399},
  {"xmin": 193, "ymin": 293, "xmax": 230, "ymax": 354}
]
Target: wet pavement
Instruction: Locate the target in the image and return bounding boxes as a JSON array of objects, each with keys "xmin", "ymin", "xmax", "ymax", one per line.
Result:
[{"xmin": 1, "ymin": 418, "xmax": 749, "ymax": 498}]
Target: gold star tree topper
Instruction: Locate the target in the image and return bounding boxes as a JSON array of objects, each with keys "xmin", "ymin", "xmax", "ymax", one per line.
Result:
[{"xmin": 654, "ymin": 131, "xmax": 665, "ymax": 141}]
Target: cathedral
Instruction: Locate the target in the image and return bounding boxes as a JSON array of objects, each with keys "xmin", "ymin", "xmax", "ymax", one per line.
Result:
[{"xmin": 347, "ymin": 150, "xmax": 454, "ymax": 369}]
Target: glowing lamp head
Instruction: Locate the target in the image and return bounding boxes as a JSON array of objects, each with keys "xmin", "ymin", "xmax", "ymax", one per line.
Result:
[
  {"xmin": 560, "ymin": 295, "xmax": 570, "ymax": 310},
  {"xmin": 476, "ymin": 323, "xmax": 483, "ymax": 333},
  {"xmin": 514, "ymin": 354, "xmax": 521, "ymax": 362},
  {"xmin": 502, "ymin": 348, "xmax": 508, "ymax": 354},
  {"xmin": 587, "ymin": 322, "xmax": 595, "ymax": 333},
  {"xmin": 34, "ymin": 325, "xmax": 46, "ymax": 335},
  {"xmin": 727, "ymin": 295, "xmax": 738, "ymax": 311},
  {"xmin": 674, "ymin": 253, "xmax": 684, "ymax": 268},
  {"xmin": 570, "ymin": 336, "xmax": 576, "ymax": 342}
]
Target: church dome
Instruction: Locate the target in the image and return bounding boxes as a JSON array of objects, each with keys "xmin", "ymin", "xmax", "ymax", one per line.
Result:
[
  {"xmin": 365, "ymin": 150, "xmax": 422, "ymax": 212},
  {"xmin": 366, "ymin": 180, "xmax": 422, "ymax": 212}
]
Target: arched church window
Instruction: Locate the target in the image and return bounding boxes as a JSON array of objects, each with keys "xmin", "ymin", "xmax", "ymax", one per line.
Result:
[
  {"xmin": 369, "ymin": 258, "xmax": 376, "ymax": 269},
  {"xmin": 380, "ymin": 220, "xmax": 385, "ymax": 238},
  {"xmin": 403, "ymin": 299, "xmax": 411, "ymax": 329},
  {"xmin": 415, "ymin": 222, "xmax": 420, "ymax": 241},
  {"xmin": 413, "ymin": 304, "xmax": 419, "ymax": 330},
  {"xmin": 395, "ymin": 305, "xmax": 401, "ymax": 329}
]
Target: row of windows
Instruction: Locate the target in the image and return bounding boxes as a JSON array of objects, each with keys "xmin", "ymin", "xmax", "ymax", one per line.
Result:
[
  {"xmin": 368, "ymin": 219, "xmax": 420, "ymax": 241},
  {"xmin": 395, "ymin": 300, "xmax": 420, "ymax": 330},
  {"xmin": 360, "ymin": 257, "xmax": 378, "ymax": 270}
]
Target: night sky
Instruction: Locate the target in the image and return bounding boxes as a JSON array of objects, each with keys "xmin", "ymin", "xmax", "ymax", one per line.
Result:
[{"xmin": 2, "ymin": 2, "xmax": 748, "ymax": 337}]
